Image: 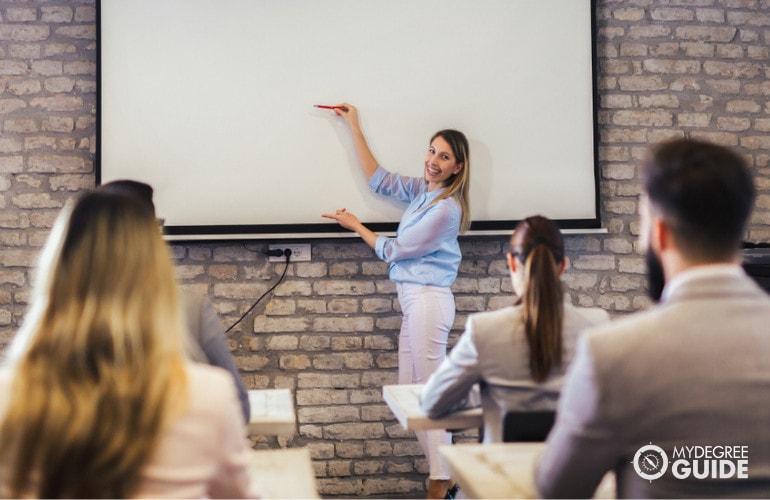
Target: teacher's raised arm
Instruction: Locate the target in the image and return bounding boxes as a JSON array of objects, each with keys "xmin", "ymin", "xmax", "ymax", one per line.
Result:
[
  {"xmin": 319, "ymin": 104, "xmax": 472, "ymax": 498},
  {"xmin": 332, "ymin": 103, "xmax": 378, "ymax": 181}
]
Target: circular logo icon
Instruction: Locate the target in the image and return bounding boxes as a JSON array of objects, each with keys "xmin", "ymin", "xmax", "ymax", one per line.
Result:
[{"xmin": 633, "ymin": 444, "xmax": 668, "ymax": 481}]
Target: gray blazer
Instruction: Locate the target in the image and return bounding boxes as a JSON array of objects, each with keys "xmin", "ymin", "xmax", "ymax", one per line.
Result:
[
  {"xmin": 420, "ymin": 301, "xmax": 609, "ymax": 443},
  {"xmin": 536, "ymin": 266, "xmax": 770, "ymax": 498},
  {"xmin": 183, "ymin": 292, "xmax": 250, "ymax": 423}
]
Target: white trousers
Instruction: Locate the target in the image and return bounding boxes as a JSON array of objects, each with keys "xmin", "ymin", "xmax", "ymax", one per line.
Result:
[{"xmin": 396, "ymin": 282, "xmax": 455, "ymax": 480}]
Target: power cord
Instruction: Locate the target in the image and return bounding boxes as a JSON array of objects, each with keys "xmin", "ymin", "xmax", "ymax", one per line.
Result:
[{"xmin": 225, "ymin": 248, "xmax": 292, "ymax": 333}]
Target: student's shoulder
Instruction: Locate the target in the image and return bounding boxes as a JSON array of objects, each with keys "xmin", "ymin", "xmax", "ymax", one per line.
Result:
[
  {"xmin": 565, "ymin": 303, "xmax": 610, "ymax": 326},
  {"xmin": 184, "ymin": 363, "xmax": 242, "ymax": 417},
  {"xmin": 180, "ymin": 289, "xmax": 209, "ymax": 312},
  {"xmin": 469, "ymin": 305, "xmax": 520, "ymax": 322},
  {"xmin": 465, "ymin": 306, "xmax": 521, "ymax": 337},
  {"xmin": 580, "ymin": 307, "xmax": 667, "ymax": 364},
  {"xmin": 186, "ymin": 362, "xmax": 233, "ymax": 392}
]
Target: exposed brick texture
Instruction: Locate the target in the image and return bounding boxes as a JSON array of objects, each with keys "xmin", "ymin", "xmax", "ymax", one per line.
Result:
[{"xmin": 1, "ymin": 0, "xmax": 769, "ymax": 497}]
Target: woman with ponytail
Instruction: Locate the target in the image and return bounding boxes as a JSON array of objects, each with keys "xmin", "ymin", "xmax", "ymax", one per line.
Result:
[{"xmin": 420, "ymin": 215, "xmax": 609, "ymax": 443}]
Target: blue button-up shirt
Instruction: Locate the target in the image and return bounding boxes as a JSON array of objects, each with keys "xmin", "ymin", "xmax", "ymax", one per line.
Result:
[{"xmin": 368, "ymin": 166, "xmax": 462, "ymax": 287}]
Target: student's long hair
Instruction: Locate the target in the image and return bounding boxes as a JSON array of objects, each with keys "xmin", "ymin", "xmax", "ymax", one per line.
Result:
[
  {"xmin": 0, "ymin": 192, "xmax": 189, "ymax": 498},
  {"xmin": 427, "ymin": 129, "xmax": 472, "ymax": 233},
  {"xmin": 510, "ymin": 216, "xmax": 565, "ymax": 383}
]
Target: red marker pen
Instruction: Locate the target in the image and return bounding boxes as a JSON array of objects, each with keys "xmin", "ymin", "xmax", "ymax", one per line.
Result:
[{"xmin": 314, "ymin": 104, "xmax": 349, "ymax": 111}]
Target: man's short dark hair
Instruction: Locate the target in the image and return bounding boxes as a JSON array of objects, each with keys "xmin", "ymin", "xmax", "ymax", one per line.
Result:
[{"xmin": 643, "ymin": 138, "xmax": 755, "ymax": 261}]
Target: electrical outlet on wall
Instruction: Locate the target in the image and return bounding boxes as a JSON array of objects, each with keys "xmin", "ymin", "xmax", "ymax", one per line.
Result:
[{"xmin": 268, "ymin": 244, "xmax": 311, "ymax": 262}]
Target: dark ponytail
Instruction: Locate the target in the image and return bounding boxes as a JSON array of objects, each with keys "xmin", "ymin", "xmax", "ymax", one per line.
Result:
[{"xmin": 511, "ymin": 216, "xmax": 565, "ymax": 382}]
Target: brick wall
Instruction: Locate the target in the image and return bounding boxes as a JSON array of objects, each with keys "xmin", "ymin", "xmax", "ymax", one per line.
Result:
[{"xmin": 0, "ymin": 0, "xmax": 768, "ymax": 497}]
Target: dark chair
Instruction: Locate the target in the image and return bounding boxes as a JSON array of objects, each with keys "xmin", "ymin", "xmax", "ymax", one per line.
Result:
[{"xmin": 502, "ymin": 410, "xmax": 556, "ymax": 442}]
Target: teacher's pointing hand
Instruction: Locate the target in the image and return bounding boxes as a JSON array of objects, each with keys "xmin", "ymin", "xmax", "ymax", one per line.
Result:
[{"xmin": 321, "ymin": 208, "xmax": 362, "ymax": 232}]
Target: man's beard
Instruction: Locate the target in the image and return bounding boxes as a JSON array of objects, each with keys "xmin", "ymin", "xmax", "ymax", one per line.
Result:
[{"xmin": 646, "ymin": 245, "xmax": 666, "ymax": 302}]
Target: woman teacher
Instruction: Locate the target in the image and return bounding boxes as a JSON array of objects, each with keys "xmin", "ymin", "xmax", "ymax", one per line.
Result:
[{"xmin": 322, "ymin": 103, "xmax": 470, "ymax": 499}]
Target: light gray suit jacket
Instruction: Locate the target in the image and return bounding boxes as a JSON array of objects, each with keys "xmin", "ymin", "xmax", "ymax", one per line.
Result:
[
  {"xmin": 182, "ymin": 292, "xmax": 250, "ymax": 423},
  {"xmin": 420, "ymin": 301, "xmax": 609, "ymax": 443},
  {"xmin": 536, "ymin": 266, "xmax": 770, "ymax": 498}
]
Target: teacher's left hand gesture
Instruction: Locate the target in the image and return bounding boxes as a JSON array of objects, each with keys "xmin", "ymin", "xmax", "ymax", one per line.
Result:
[{"xmin": 322, "ymin": 208, "xmax": 361, "ymax": 231}]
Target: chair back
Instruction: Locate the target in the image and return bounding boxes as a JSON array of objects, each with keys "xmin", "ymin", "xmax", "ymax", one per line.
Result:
[{"xmin": 502, "ymin": 410, "xmax": 556, "ymax": 442}]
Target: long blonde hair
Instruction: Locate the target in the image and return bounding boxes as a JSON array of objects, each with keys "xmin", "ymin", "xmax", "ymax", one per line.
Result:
[
  {"xmin": 0, "ymin": 192, "xmax": 189, "ymax": 498},
  {"xmin": 427, "ymin": 129, "xmax": 471, "ymax": 232}
]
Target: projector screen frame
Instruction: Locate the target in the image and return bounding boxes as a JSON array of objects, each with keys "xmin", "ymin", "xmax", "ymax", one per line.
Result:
[{"xmin": 96, "ymin": 0, "xmax": 601, "ymax": 242}]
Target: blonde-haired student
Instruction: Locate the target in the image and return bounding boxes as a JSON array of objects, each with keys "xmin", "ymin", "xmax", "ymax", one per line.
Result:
[{"xmin": 0, "ymin": 191, "xmax": 256, "ymax": 498}]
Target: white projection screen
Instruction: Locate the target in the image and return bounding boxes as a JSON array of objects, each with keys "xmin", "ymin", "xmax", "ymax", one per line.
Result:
[{"xmin": 97, "ymin": 0, "xmax": 599, "ymax": 240}]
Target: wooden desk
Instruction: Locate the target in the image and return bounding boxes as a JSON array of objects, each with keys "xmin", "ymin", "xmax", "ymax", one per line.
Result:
[
  {"xmin": 248, "ymin": 389, "xmax": 296, "ymax": 436},
  {"xmin": 440, "ymin": 442, "xmax": 615, "ymax": 499},
  {"xmin": 382, "ymin": 384, "xmax": 483, "ymax": 431},
  {"xmin": 248, "ymin": 447, "xmax": 318, "ymax": 499}
]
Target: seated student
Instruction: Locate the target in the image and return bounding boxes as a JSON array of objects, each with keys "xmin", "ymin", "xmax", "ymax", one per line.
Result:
[
  {"xmin": 536, "ymin": 138, "xmax": 770, "ymax": 498},
  {"xmin": 97, "ymin": 179, "xmax": 250, "ymax": 424},
  {"xmin": 420, "ymin": 215, "xmax": 609, "ymax": 443},
  {"xmin": 0, "ymin": 192, "xmax": 256, "ymax": 498}
]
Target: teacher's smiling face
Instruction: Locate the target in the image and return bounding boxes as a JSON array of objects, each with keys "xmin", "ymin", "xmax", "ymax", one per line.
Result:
[{"xmin": 424, "ymin": 136, "xmax": 463, "ymax": 191}]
